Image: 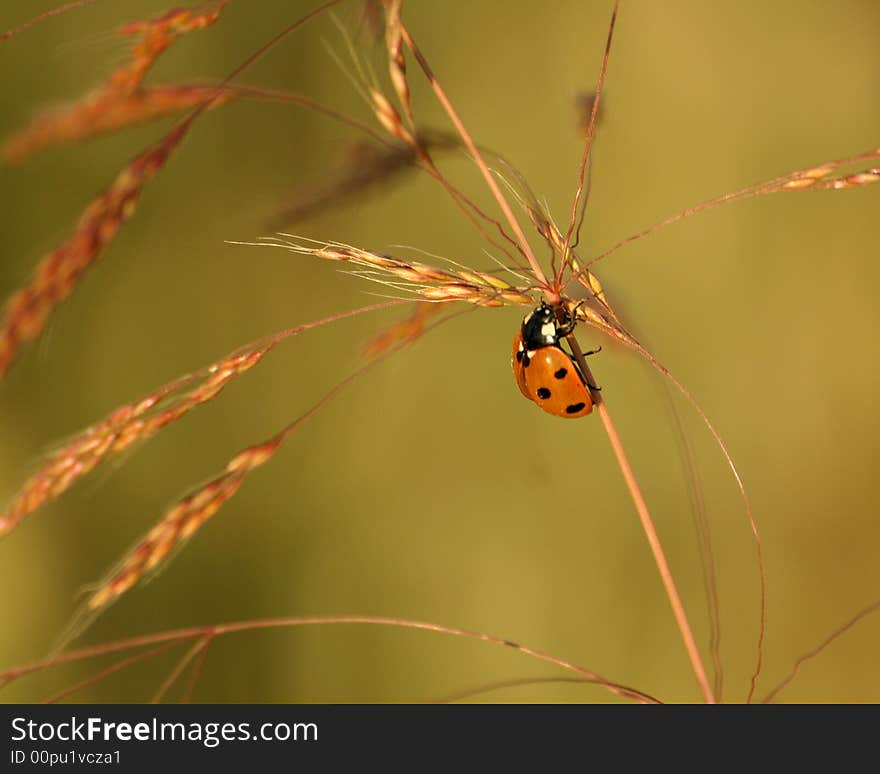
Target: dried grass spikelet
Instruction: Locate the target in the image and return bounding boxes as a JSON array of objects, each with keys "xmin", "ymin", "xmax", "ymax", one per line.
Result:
[
  {"xmin": 779, "ymin": 159, "xmax": 880, "ymax": 191},
  {"xmin": 1, "ymin": 300, "xmax": 399, "ymax": 539},
  {"xmin": 364, "ymin": 302, "xmax": 445, "ymax": 357},
  {"xmin": 76, "ymin": 311, "xmax": 418, "ymax": 623},
  {"xmin": 236, "ymin": 236, "xmax": 537, "ymax": 308},
  {"xmin": 487, "ymin": 155, "xmax": 632, "ymax": 341},
  {"xmin": 3, "ymin": 0, "xmax": 230, "ymax": 164},
  {"xmin": 86, "ymin": 435, "xmax": 281, "ymax": 611},
  {"xmin": 113, "ymin": 2, "xmax": 230, "ymax": 91},
  {"xmin": 0, "ymin": 122, "xmax": 189, "ymax": 378},
  {"xmin": 0, "ymin": 1, "xmax": 235, "ymax": 378},
  {"xmin": 584, "ymin": 146, "xmax": 880, "ymax": 273},
  {"xmin": 0, "ymin": 346, "xmax": 269, "ymax": 539},
  {"xmin": 3, "ymin": 85, "xmax": 233, "ymax": 164},
  {"xmin": 369, "ymin": 88, "xmax": 417, "ymax": 148},
  {"xmin": 381, "ymin": 0, "xmax": 412, "ymax": 126}
]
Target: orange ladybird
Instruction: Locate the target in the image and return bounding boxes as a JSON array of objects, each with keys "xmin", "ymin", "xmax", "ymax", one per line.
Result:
[{"xmin": 511, "ymin": 302, "xmax": 597, "ymax": 419}]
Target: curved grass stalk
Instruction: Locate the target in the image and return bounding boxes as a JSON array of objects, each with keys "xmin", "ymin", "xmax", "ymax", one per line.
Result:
[
  {"xmin": 557, "ymin": 0, "xmax": 619, "ymax": 287},
  {"xmin": 762, "ymin": 598, "xmax": 880, "ymax": 703},
  {"xmin": 0, "ymin": 0, "xmax": 102, "ymax": 45},
  {"xmin": 2, "ymin": 615, "xmax": 657, "ymax": 704},
  {"xmin": 41, "ymin": 641, "xmax": 180, "ymax": 704},
  {"xmin": 574, "ymin": 309, "xmax": 766, "ymax": 701},
  {"xmin": 564, "ymin": 148, "xmax": 880, "ymax": 289},
  {"xmin": 52, "ymin": 305, "xmax": 466, "ymax": 648},
  {"xmin": 395, "ymin": 3, "xmax": 716, "ymax": 702},
  {"xmin": 438, "ymin": 675, "xmax": 661, "ymax": 705},
  {"xmin": 150, "ymin": 636, "xmax": 211, "ymax": 704},
  {"xmin": 567, "ymin": 336, "xmax": 714, "ymax": 703}
]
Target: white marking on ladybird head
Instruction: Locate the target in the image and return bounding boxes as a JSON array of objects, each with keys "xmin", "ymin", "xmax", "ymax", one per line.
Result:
[{"xmin": 540, "ymin": 321, "xmax": 556, "ymax": 341}]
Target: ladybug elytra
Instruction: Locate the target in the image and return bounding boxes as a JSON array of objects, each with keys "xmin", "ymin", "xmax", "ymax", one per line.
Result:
[{"xmin": 512, "ymin": 301, "xmax": 598, "ymax": 419}]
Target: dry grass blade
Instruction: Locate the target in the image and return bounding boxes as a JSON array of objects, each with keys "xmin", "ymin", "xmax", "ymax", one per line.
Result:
[
  {"xmin": 0, "ymin": 301, "xmax": 403, "ymax": 540},
  {"xmin": 2, "ymin": 616, "xmax": 656, "ymax": 704},
  {"xmin": 0, "ymin": 0, "xmax": 101, "ymax": 45}
]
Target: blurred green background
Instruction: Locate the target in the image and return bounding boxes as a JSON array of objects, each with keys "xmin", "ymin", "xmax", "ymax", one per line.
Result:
[{"xmin": 1, "ymin": 0, "xmax": 878, "ymax": 703}]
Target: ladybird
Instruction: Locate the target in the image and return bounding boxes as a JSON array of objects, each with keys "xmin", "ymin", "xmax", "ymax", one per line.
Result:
[{"xmin": 511, "ymin": 301, "xmax": 597, "ymax": 419}]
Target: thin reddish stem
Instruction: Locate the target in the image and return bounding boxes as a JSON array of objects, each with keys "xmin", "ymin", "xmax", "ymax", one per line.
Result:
[
  {"xmin": 762, "ymin": 598, "xmax": 880, "ymax": 703},
  {"xmin": 438, "ymin": 675, "xmax": 662, "ymax": 704},
  {"xmin": 399, "ymin": 24, "xmax": 553, "ymax": 296},
  {"xmin": 585, "ymin": 325, "xmax": 766, "ymax": 702},
  {"xmin": 180, "ymin": 635, "xmax": 213, "ymax": 703},
  {"xmin": 567, "ymin": 335, "xmax": 715, "ymax": 703},
  {"xmin": 0, "ymin": 0, "xmax": 101, "ymax": 44},
  {"xmin": 1, "ymin": 616, "xmax": 650, "ymax": 704},
  {"xmin": 150, "ymin": 636, "xmax": 211, "ymax": 704},
  {"xmin": 557, "ymin": 0, "xmax": 620, "ymax": 287},
  {"xmin": 40, "ymin": 641, "xmax": 179, "ymax": 704}
]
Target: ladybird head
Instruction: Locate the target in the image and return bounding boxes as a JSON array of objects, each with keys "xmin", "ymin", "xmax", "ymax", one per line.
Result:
[{"xmin": 521, "ymin": 300, "xmax": 560, "ymax": 349}]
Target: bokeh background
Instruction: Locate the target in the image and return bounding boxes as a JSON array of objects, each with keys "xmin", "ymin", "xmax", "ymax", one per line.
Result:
[{"xmin": 1, "ymin": 0, "xmax": 878, "ymax": 703}]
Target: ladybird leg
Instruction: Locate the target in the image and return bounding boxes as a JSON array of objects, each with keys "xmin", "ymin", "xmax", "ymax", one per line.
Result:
[
  {"xmin": 583, "ymin": 345, "xmax": 602, "ymax": 357},
  {"xmin": 570, "ymin": 357, "xmax": 601, "ymax": 392},
  {"xmin": 556, "ymin": 314, "xmax": 577, "ymax": 338}
]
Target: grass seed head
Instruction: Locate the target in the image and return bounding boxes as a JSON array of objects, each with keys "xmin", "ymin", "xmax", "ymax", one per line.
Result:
[{"xmin": 0, "ymin": 346, "xmax": 270, "ymax": 538}]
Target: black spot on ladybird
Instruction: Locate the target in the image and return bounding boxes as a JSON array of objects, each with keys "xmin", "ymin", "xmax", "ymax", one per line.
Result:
[
  {"xmin": 522, "ymin": 353, "xmax": 531, "ymax": 367},
  {"xmin": 515, "ymin": 350, "xmax": 524, "ymax": 363},
  {"xmin": 554, "ymin": 367, "xmax": 568, "ymax": 379},
  {"xmin": 565, "ymin": 402, "xmax": 586, "ymax": 414},
  {"xmin": 537, "ymin": 387, "xmax": 551, "ymax": 400}
]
